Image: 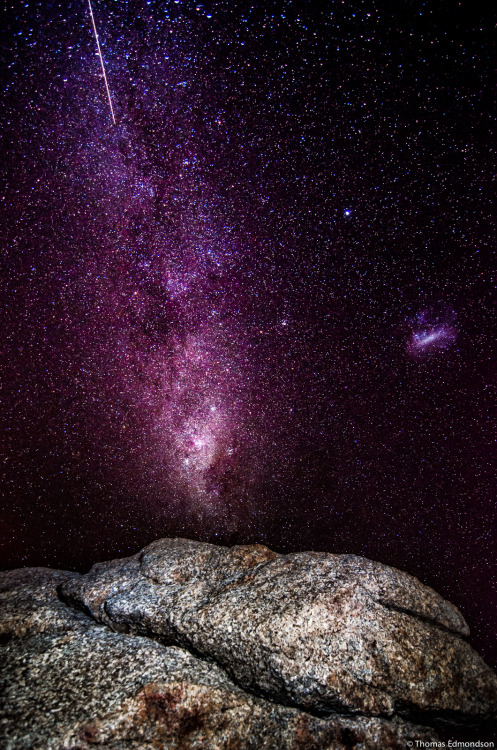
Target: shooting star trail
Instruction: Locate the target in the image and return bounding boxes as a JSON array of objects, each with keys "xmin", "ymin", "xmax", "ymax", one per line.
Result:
[{"xmin": 88, "ymin": 0, "xmax": 116, "ymax": 125}]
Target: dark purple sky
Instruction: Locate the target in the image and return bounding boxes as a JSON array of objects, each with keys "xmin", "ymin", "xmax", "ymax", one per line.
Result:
[{"xmin": 1, "ymin": 1, "xmax": 496, "ymax": 668}]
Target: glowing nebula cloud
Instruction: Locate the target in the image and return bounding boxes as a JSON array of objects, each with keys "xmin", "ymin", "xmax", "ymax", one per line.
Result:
[{"xmin": 407, "ymin": 308, "xmax": 458, "ymax": 359}]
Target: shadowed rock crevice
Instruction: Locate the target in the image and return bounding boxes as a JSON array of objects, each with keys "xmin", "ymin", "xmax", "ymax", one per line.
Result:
[
  {"xmin": 56, "ymin": 581, "xmax": 96, "ymax": 621},
  {"xmin": 376, "ymin": 597, "xmax": 470, "ymax": 638},
  {"xmin": 2, "ymin": 539, "xmax": 497, "ymax": 749}
]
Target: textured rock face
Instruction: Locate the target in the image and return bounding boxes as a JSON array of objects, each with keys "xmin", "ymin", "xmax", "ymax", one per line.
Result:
[
  {"xmin": 1, "ymin": 538, "xmax": 496, "ymax": 749},
  {"xmin": 59, "ymin": 538, "xmax": 497, "ymax": 723}
]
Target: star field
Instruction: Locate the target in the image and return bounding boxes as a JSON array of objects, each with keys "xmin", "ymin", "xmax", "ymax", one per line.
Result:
[{"xmin": 1, "ymin": 1, "xmax": 496, "ymax": 669}]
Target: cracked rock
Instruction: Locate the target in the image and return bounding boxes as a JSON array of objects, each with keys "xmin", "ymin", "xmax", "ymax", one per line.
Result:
[
  {"xmin": 1, "ymin": 538, "xmax": 496, "ymax": 748},
  {"xmin": 59, "ymin": 538, "xmax": 497, "ymax": 723}
]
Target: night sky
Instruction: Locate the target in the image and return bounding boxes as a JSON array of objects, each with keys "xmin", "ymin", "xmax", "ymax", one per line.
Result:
[{"xmin": 1, "ymin": 1, "xmax": 496, "ymax": 668}]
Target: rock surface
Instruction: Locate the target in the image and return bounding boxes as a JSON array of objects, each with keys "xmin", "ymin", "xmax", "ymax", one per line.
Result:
[{"xmin": 1, "ymin": 538, "xmax": 496, "ymax": 749}]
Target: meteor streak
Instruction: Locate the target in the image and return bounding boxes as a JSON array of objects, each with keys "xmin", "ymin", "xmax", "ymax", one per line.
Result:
[{"xmin": 88, "ymin": 0, "xmax": 116, "ymax": 124}]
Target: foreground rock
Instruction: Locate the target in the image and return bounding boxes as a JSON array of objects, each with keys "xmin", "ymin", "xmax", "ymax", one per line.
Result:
[
  {"xmin": 0, "ymin": 565, "xmax": 435, "ymax": 749},
  {"xmin": 59, "ymin": 538, "xmax": 497, "ymax": 724},
  {"xmin": 1, "ymin": 539, "xmax": 496, "ymax": 748}
]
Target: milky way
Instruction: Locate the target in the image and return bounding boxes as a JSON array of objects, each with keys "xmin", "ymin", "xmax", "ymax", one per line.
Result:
[{"xmin": 1, "ymin": 1, "xmax": 496, "ymax": 670}]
